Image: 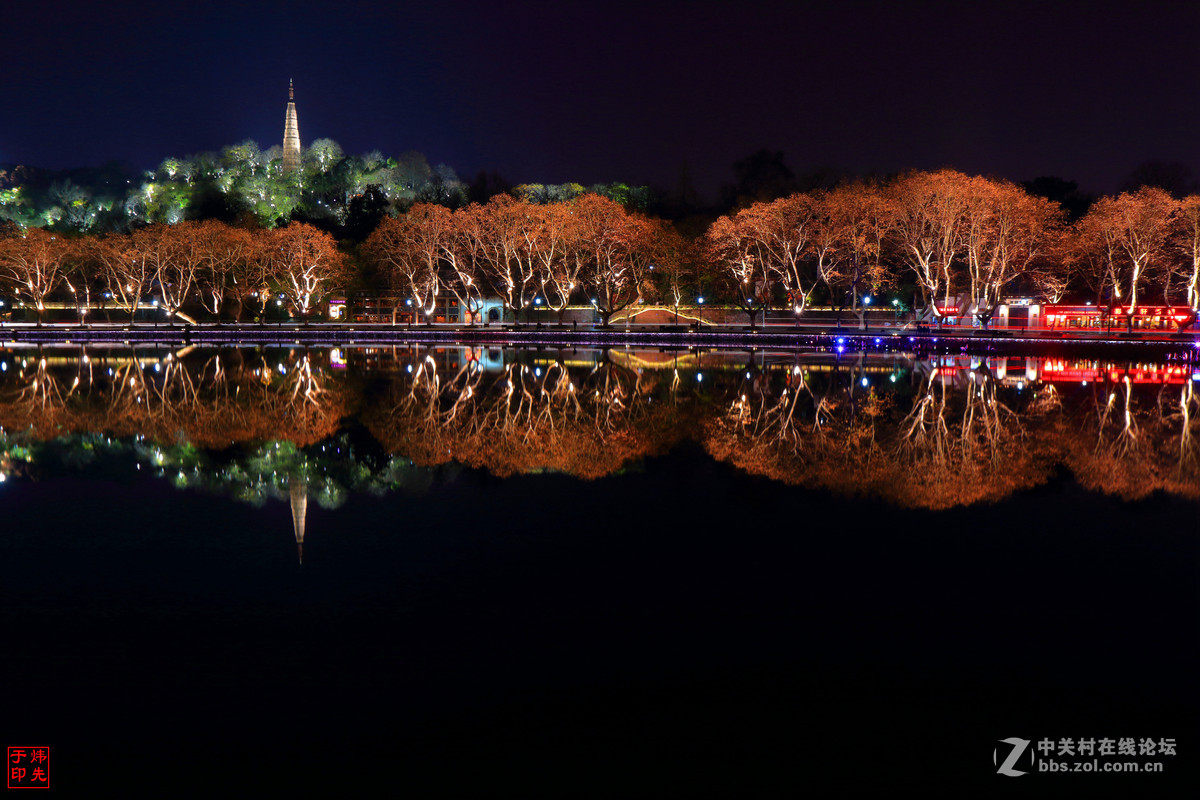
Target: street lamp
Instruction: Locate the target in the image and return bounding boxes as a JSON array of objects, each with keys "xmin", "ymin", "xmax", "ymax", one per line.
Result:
[{"xmin": 697, "ymin": 296, "xmax": 705, "ymax": 327}]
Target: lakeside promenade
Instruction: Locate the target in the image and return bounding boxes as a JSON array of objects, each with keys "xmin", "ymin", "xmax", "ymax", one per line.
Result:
[{"xmin": 1, "ymin": 320, "xmax": 1197, "ymax": 359}]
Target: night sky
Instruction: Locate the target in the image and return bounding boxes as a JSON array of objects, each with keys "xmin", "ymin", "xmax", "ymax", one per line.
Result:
[{"xmin": 5, "ymin": 0, "xmax": 1199, "ymax": 198}]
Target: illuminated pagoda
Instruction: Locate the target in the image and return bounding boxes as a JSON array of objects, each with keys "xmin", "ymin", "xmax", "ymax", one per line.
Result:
[{"xmin": 282, "ymin": 80, "xmax": 301, "ymax": 172}]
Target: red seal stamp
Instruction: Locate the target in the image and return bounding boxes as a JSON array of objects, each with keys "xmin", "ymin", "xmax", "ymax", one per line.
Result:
[{"xmin": 7, "ymin": 747, "xmax": 49, "ymax": 789}]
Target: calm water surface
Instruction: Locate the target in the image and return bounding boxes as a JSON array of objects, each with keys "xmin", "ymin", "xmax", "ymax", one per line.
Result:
[{"xmin": 1, "ymin": 345, "xmax": 1196, "ymax": 796}]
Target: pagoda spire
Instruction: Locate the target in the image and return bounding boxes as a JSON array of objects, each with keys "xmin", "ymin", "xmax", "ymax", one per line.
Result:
[{"xmin": 282, "ymin": 79, "xmax": 301, "ymax": 172}]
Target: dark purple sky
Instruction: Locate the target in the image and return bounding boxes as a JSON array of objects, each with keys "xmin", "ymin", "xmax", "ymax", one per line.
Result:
[{"xmin": 5, "ymin": 0, "xmax": 1198, "ymax": 198}]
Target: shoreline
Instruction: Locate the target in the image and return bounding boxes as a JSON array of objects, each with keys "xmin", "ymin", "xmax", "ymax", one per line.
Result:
[{"xmin": 1, "ymin": 322, "xmax": 1197, "ymax": 357}]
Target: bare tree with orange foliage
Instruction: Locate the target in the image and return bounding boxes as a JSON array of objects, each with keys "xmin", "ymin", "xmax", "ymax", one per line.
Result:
[
  {"xmin": 1075, "ymin": 187, "xmax": 1176, "ymax": 330},
  {"xmin": 962, "ymin": 178, "xmax": 1062, "ymax": 329},
  {"xmin": 811, "ymin": 183, "xmax": 892, "ymax": 329},
  {"xmin": 255, "ymin": 223, "xmax": 347, "ymax": 324},
  {"xmin": 705, "ymin": 194, "xmax": 817, "ymax": 327},
  {"xmin": 643, "ymin": 220, "xmax": 693, "ymax": 322},
  {"xmin": 130, "ymin": 223, "xmax": 206, "ymax": 324},
  {"xmin": 1029, "ymin": 234, "xmax": 1074, "ymax": 306},
  {"xmin": 73, "ymin": 234, "xmax": 143, "ymax": 322},
  {"xmin": 192, "ymin": 221, "xmax": 253, "ymax": 321},
  {"xmin": 886, "ymin": 170, "xmax": 972, "ymax": 324},
  {"xmin": 531, "ymin": 202, "xmax": 581, "ymax": 323},
  {"xmin": 576, "ymin": 195, "xmax": 657, "ymax": 327},
  {"xmin": 1171, "ymin": 196, "xmax": 1200, "ymax": 314},
  {"xmin": 0, "ymin": 228, "xmax": 71, "ymax": 324},
  {"xmin": 365, "ymin": 204, "xmax": 456, "ymax": 324},
  {"xmin": 456, "ymin": 196, "xmax": 538, "ymax": 322}
]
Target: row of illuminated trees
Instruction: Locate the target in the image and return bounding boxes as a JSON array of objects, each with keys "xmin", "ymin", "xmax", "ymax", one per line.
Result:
[
  {"xmin": 363, "ymin": 194, "xmax": 686, "ymax": 325},
  {"xmin": 706, "ymin": 171, "xmax": 1200, "ymax": 327},
  {"xmin": 2, "ymin": 169, "xmax": 1199, "ymax": 326},
  {"xmin": 0, "ymin": 221, "xmax": 347, "ymax": 323},
  {"xmin": 0, "ymin": 195, "xmax": 678, "ymax": 326},
  {"xmin": 370, "ymin": 171, "xmax": 1200, "ymax": 327}
]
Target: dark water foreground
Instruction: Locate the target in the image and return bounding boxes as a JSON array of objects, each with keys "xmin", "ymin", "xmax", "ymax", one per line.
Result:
[{"xmin": 0, "ymin": 345, "xmax": 1196, "ymax": 797}]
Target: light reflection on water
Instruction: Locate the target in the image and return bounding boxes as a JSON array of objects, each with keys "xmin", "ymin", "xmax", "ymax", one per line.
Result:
[{"xmin": 1, "ymin": 345, "xmax": 1197, "ymax": 517}]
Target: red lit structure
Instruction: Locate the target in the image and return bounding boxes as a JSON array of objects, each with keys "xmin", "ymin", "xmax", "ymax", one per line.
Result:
[{"xmin": 1042, "ymin": 304, "xmax": 1195, "ymax": 331}]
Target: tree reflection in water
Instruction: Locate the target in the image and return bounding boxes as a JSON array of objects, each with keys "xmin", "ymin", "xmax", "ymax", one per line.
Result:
[
  {"xmin": 1063, "ymin": 372, "xmax": 1200, "ymax": 499},
  {"xmin": 703, "ymin": 354, "xmax": 1054, "ymax": 508},
  {"xmin": 364, "ymin": 349, "xmax": 686, "ymax": 479},
  {"xmin": 1, "ymin": 346, "xmax": 1196, "ymax": 514}
]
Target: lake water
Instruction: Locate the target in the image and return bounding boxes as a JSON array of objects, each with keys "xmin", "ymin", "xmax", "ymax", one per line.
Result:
[{"xmin": 1, "ymin": 344, "xmax": 1196, "ymax": 796}]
